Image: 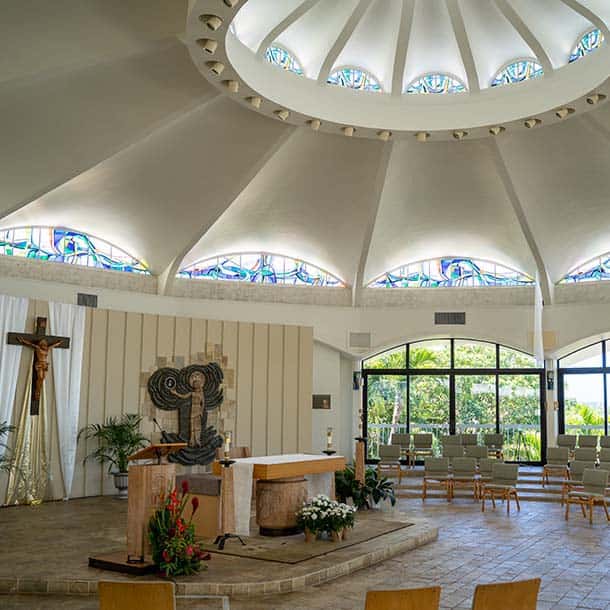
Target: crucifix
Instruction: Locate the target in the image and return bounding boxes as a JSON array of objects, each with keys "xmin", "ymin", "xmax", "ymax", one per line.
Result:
[{"xmin": 7, "ymin": 317, "xmax": 70, "ymax": 415}]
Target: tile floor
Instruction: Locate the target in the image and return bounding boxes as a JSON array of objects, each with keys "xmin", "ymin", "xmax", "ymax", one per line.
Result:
[{"xmin": 2, "ymin": 497, "xmax": 609, "ymax": 610}]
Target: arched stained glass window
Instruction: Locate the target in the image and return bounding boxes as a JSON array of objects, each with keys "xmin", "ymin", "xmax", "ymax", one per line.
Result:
[
  {"xmin": 491, "ymin": 60, "xmax": 544, "ymax": 87},
  {"xmin": 569, "ymin": 28, "xmax": 605, "ymax": 62},
  {"xmin": 560, "ymin": 253, "xmax": 610, "ymax": 283},
  {"xmin": 327, "ymin": 67, "xmax": 382, "ymax": 92},
  {"xmin": 0, "ymin": 226, "xmax": 149, "ymax": 274},
  {"xmin": 178, "ymin": 253, "xmax": 344, "ymax": 287},
  {"xmin": 406, "ymin": 73, "xmax": 466, "ymax": 94},
  {"xmin": 265, "ymin": 45, "xmax": 304, "ymax": 75},
  {"xmin": 368, "ymin": 258, "xmax": 534, "ymax": 288}
]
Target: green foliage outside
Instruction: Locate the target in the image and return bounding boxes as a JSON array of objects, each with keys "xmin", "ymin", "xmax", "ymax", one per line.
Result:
[
  {"xmin": 564, "ymin": 400, "xmax": 605, "ymax": 436},
  {"xmin": 365, "ymin": 342, "xmax": 542, "ymax": 461}
]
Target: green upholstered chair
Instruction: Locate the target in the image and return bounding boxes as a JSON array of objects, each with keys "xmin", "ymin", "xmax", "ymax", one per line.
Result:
[
  {"xmin": 480, "ymin": 463, "xmax": 520, "ymax": 514},
  {"xmin": 574, "ymin": 447, "xmax": 598, "ymax": 462},
  {"xmin": 377, "ymin": 444, "xmax": 402, "ymax": 483},
  {"xmin": 471, "ymin": 578, "xmax": 540, "ymax": 610},
  {"xmin": 451, "ymin": 457, "xmax": 478, "ymax": 500},
  {"xmin": 441, "ymin": 434, "xmax": 462, "ymax": 447},
  {"xmin": 484, "ymin": 433, "xmax": 504, "ymax": 459},
  {"xmin": 391, "ymin": 433, "xmax": 411, "ymax": 465},
  {"xmin": 461, "ymin": 433, "xmax": 478, "ymax": 447},
  {"xmin": 365, "ymin": 586, "xmax": 441, "ymax": 610},
  {"xmin": 423, "ymin": 457, "xmax": 452, "ymax": 502},
  {"xmin": 542, "ymin": 447, "xmax": 569, "ymax": 486},
  {"xmin": 598, "ymin": 448, "xmax": 610, "ymax": 463},
  {"xmin": 561, "ymin": 460, "xmax": 596, "ymax": 505},
  {"xmin": 478, "ymin": 458, "xmax": 497, "ymax": 486},
  {"xmin": 464, "ymin": 445, "xmax": 488, "ymax": 461},
  {"xmin": 442, "ymin": 443, "xmax": 464, "ymax": 464},
  {"xmin": 565, "ymin": 469, "xmax": 610, "ymax": 524},
  {"xmin": 557, "ymin": 434, "xmax": 577, "ymax": 451},
  {"xmin": 600, "ymin": 436, "xmax": 610, "ymax": 449},
  {"xmin": 577, "ymin": 435, "xmax": 599, "ymax": 449},
  {"xmin": 412, "ymin": 433, "xmax": 434, "ymax": 463}
]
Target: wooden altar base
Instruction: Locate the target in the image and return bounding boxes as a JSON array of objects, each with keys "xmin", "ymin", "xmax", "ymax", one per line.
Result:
[{"xmin": 88, "ymin": 552, "xmax": 156, "ymax": 576}]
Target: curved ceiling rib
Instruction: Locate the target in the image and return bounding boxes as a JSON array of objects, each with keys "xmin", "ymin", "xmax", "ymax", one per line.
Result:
[
  {"xmin": 392, "ymin": 0, "xmax": 416, "ymax": 96},
  {"xmin": 256, "ymin": 0, "xmax": 321, "ymax": 56},
  {"xmin": 317, "ymin": 0, "xmax": 370, "ymax": 84},
  {"xmin": 493, "ymin": 0, "xmax": 553, "ymax": 75},
  {"xmin": 446, "ymin": 0, "xmax": 480, "ymax": 93},
  {"xmin": 558, "ymin": 0, "xmax": 610, "ymax": 39}
]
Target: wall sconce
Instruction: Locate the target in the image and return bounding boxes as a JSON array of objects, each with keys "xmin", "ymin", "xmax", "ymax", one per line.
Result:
[
  {"xmin": 555, "ymin": 107, "xmax": 575, "ymax": 120},
  {"xmin": 223, "ymin": 80, "xmax": 239, "ymax": 93},
  {"xmin": 453, "ymin": 130, "xmax": 468, "ymax": 140},
  {"xmin": 308, "ymin": 119, "xmax": 321, "ymax": 131},
  {"xmin": 274, "ymin": 109, "xmax": 290, "ymax": 121},
  {"xmin": 206, "ymin": 61, "xmax": 225, "ymax": 76},
  {"xmin": 196, "ymin": 38, "xmax": 218, "ymax": 54},
  {"xmin": 489, "ymin": 126, "xmax": 505, "ymax": 136},
  {"xmin": 524, "ymin": 118, "xmax": 542, "ymax": 129},
  {"xmin": 246, "ymin": 96, "xmax": 262, "ymax": 108},
  {"xmin": 377, "ymin": 130, "xmax": 391, "ymax": 142},
  {"xmin": 415, "ymin": 132, "xmax": 430, "ymax": 143},
  {"xmin": 342, "ymin": 126, "xmax": 355, "ymax": 137},
  {"xmin": 353, "ymin": 371, "xmax": 361, "ymax": 390},
  {"xmin": 587, "ymin": 93, "xmax": 606, "ymax": 105},
  {"xmin": 546, "ymin": 370, "xmax": 554, "ymax": 391},
  {"xmin": 200, "ymin": 15, "xmax": 223, "ymax": 31}
]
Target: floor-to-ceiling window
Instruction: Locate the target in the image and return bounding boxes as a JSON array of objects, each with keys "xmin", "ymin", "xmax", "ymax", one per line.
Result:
[
  {"xmin": 558, "ymin": 341, "xmax": 609, "ymax": 437},
  {"xmin": 362, "ymin": 339, "xmax": 546, "ymax": 464}
]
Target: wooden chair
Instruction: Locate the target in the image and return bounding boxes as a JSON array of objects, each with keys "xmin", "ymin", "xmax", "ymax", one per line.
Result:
[
  {"xmin": 574, "ymin": 447, "xmax": 597, "ymax": 462},
  {"xmin": 565, "ymin": 468, "xmax": 610, "ymax": 524},
  {"xmin": 542, "ymin": 447, "xmax": 569, "ymax": 487},
  {"xmin": 480, "ymin": 463, "xmax": 520, "ymax": 514},
  {"xmin": 577, "ymin": 434, "xmax": 599, "ymax": 449},
  {"xmin": 99, "ymin": 581, "xmax": 175, "ymax": 610},
  {"xmin": 483, "ymin": 433, "xmax": 504, "ymax": 459},
  {"xmin": 600, "ymin": 436, "xmax": 610, "ymax": 449},
  {"xmin": 557, "ymin": 433, "xmax": 577, "ymax": 461},
  {"xmin": 423, "ymin": 457, "xmax": 453, "ymax": 502},
  {"xmin": 461, "ymin": 433, "xmax": 478, "ymax": 447},
  {"xmin": 452, "ymin": 457, "xmax": 479, "ymax": 500},
  {"xmin": 412, "ymin": 433, "xmax": 434, "ymax": 464},
  {"xmin": 442, "ymin": 443, "xmax": 464, "ymax": 465},
  {"xmin": 377, "ymin": 444, "xmax": 402, "ymax": 483},
  {"xmin": 365, "ymin": 586, "xmax": 441, "ymax": 610},
  {"xmin": 560, "ymin": 460, "xmax": 596, "ymax": 506},
  {"xmin": 391, "ymin": 433, "xmax": 412, "ymax": 466},
  {"xmin": 471, "ymin": 578, "xmax": 541, "ymax": 610},
  {"xmin": 465, "ymin": 445, "xmax": 488, "ymax": 461}
]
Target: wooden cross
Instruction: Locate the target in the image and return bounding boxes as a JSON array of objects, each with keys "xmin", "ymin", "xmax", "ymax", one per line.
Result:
[{"xmin": 7, "ymin": 317, "xmax": 70, "ymax": 415}]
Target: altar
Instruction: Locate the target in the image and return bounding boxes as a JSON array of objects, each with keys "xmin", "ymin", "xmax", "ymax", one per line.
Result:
[{"xmin": 214, "ymin": 453, "xmax": 346, "ymax": 537}]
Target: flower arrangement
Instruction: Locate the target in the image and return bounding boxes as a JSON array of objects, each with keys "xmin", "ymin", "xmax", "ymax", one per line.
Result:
[
  {"xmin": 148, "ymin": 480, "xmax": 211, "ymax": 576},
  {"xmin": 296, "ymin": 494, "xmax": 356, "ymax": 541}
]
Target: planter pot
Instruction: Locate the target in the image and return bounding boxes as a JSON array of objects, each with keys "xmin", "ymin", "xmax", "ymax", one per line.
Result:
[
  {"xmin": 330, "ymin": 530, "xmax": 343, "ymax": 543},
  {"xmin": 304, "ymin": 528, "xmax": 316, "ymax": 543},
  {"xmin": 113, "ymin": 472, "xmax": 129, "ymax": 499}
]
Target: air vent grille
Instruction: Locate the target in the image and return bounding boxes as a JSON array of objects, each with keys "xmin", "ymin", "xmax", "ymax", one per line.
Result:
[
  {"xmin": 77, "ymin": 293, "xmax": 98, "ymax": 308},
  {"xmin": 435, "ymin": 312, "xmax": 466, "ymax": 325},
  {"xmin": 349, "ymin": 332, "xmax": 371, "ymax": 349}
]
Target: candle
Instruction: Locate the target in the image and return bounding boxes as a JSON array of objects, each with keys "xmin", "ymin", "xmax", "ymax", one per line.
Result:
[
  {"xmin": 224, "ymin": 431, "xmax": 232, "ymax": 457},
  {"xmin": 326, "ymin": 427, "xmax": 333, "ymax": 449}
]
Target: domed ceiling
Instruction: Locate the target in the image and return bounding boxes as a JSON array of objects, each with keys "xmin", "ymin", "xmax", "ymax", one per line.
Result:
[{"xmin": 0, "ymin": 1, "xmax": 609, "ymax": 305}]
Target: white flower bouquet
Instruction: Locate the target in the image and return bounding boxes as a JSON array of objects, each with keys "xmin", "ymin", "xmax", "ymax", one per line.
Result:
[{"xmin": 296, "ymin": 494, "xmax": 357, "ymax": 539}]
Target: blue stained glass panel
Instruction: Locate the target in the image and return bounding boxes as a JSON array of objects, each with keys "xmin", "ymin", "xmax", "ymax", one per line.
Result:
[
  {"xmin": 569, "ymin": 29, "xmax": 605, "ymax": 62},
  {"xmin": 406, "ymin": 73, "xmax": 466, "ymax": 94},
  {"xmin": 0, "ymin": 226, "xmax": 149, "ymax": 274},
  {"xmin": 561, "ymin": 253, "xmax": 610, "ymax": 283},
  {"xmin": 369, "ymin": 258, "xmax": 534, "ymax": 288},
  {"xmin": 265, "ymin": 46, "xmax": 303, "ymax": 75},
  {"xmin": 491, "ymin": 60, "xmax": 544, "ymax": 87},
  {"xmin": 179, "ymin": 253, "xmax": 344, "ymax": 287},
  {"xmin": 327, "ymin": 67, "xmax": 382, "ymax": 92}
]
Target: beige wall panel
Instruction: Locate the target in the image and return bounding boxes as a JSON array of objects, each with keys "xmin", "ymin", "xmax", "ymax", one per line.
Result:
[
  {"xmin": 298, "ymin": 326, "xmax": 313, "ymax": 453},
  {"xmin": 235, "ymin": 322, "xmax": 253, "ymax": 450},
  {"xmin": 139, "ymin": 314, "xmax": 158, "ymax": 425},
  {"xmin": 251, "ymin": 324, "xmax": 269, "ymax": 456},
  {"xmin": 72, "ymin": 309, "xmax": 93, "ymax": 498},
  {"xmin": 86, "ymin": 308, "xmax": 109, "ymax": 496},
  {"xmin": 207, "ymin": 319, "xmax": 222, "ymax": 361},
  {"xmin": 221, "ymin": 320, "xmax": 238, "ymax": 430},
  {"xmin": 267, "ymin": 325, "xmax": 284, "ymax": 456},
  {"xmin": 282, "ymin": 326, "xmax": 299, "ymax": 454},
  {"xmin": 123, "ymin": 313, "xmax": 143, "ymax": 417},
  {"xmin": 190, "ymin": 318, "xmax": 207, "ymax": 362},
  {"xmin": 156, "ymin": 315, "xmax": 174, "ymax": 360},
  {"xmin": 174, "ymin": 317, "xmax": 191, "ymax": 363}
]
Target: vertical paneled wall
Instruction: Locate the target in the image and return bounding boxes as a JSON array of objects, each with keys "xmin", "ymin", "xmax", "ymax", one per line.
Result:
[{"xmin": 2, "ymin": 301, "xmax": 313, "ymax": 501}]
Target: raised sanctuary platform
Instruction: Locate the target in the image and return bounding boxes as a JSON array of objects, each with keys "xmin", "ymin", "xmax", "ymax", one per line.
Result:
[{"xmin": 0, "ymin": 496, "xmax": 437, "ymax": 598}]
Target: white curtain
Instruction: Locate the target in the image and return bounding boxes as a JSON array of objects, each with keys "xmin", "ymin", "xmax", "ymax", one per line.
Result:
[
  {"xmin": 49, "ymin": 302, "xmax": 86, "ymax": 499},
  {"xmin": 0, "ymin": 294, "xmax": 28, "ymax": 458}
]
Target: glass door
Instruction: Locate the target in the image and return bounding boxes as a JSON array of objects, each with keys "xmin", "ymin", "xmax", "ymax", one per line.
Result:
[
  {"xmin": 409, "ymin": 375, "xmax": 450, "ymax": 456},
  {"xmin": 455, "ymin": 375, "xmax": 496, "ymax": 442}
]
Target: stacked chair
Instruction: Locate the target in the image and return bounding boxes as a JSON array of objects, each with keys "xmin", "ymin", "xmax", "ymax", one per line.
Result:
[
  {"xmin": 480, "ymin": 463, "xmax": 520, "ymax": 514},
  {"xmin": 483, "ymin": 433, "xmax": 504, "ymax": 459},
  {"xmin": 377, "ymin": 444, "xmax": 402, "ymax": 483},
  {"xmin": 542, "ymin": 447, "xmax": 570, "ymax": 486},
  {"xmin": 564, "ymin": 468, "xmax": 610, "ymax": 524}
]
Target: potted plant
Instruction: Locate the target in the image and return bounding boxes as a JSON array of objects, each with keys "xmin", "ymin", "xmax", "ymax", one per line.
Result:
[
  {"xmin": 335, "ymin": 466, "xmax": 397, "ymax": 510},
  {"xmin": 148, "ymin": 480, "xmax": 210, "ymax": 577},
  {"xmin": 296, "ymin": 494, "xmax": 356, "ymax": 542},
  {"xmin": 79, "ymin": 413, "xmax": 148, "ymax": 498},
  {"xmin": 365, "ymin": 467, "xmax": 397, "ymax": 509}
]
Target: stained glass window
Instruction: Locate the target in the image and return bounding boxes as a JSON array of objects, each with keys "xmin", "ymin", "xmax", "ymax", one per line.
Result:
[
  {"xmin": 491, "ymin": 60, "xmax": 544, "ymax": 87},
  {"xmin": 265, "ymin": 45, "xmax": 303, "ymax": 75},
  {"xmin": 178, "ymin": 253, "xmax": 344, "ymax": 287},
  {"xmin": 368, "ymin": 258, "xmax": 534, "ymax": 288},
  {"xmin": 327, "ymin": 67, "xmax": 382, "ymax": 92},
  {"xmin": 0, "ymin": 226, "xmax": 149, "ymax": 274},
  {"xmin": 569, "ymin": 29, "xmax": 605, "ymax": 62},
  {"xmin": 560, "ymin": 253, "xmax": 610, "ymax": 283},
  {"xmin": 406, "ymin": 74, "xmax": 466, "ymax": 94}
]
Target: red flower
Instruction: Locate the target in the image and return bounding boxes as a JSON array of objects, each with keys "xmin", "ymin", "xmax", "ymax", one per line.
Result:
[
  {"xmin": 181, "ymin": 480, "xmax": 189, "ymax": 495},
  {"xmin": 191, "ymin": 496, "xmax": 199, "ymax": 514},
  {"xmin": 168, "ymin": 528, "xmax": 176, "ymax": 537},
  {"xmin": 162, "ymin": 550, "xmax": 170, "ymax": 562},
  {"xmin": 186, "ymin": 545, "xmax": 194, "ymax": 557}
]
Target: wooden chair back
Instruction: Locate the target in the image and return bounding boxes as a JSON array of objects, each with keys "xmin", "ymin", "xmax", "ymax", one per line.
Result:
[
  {"xmin": 471, "ymin": 578, "xmax": 540, "ymax": 610},
  {"xmin": 99, "ymin": 581, "xmax": 175, "ymax": 610},
  {"xmin": 365, "ymin": 586, "xmax": 441, "ymax": 610}
]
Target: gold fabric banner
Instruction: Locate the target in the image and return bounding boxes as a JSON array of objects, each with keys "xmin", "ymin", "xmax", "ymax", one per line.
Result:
[{"xmin": 6, "ymin": 366, "xmax": 49, "ymax": 505}]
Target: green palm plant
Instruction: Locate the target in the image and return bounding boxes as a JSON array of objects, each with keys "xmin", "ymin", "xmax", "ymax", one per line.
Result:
[{"xmin": 79, "ymin": 414, "xmax": 148, "ymax": 474}]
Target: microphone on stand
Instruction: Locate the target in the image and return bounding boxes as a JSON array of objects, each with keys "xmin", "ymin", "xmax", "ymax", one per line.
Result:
[{"xmin": 152, "ymin": 418, "xmax": 166, "ymax": 444}]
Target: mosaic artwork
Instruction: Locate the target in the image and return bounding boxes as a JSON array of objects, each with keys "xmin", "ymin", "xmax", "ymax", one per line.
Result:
[
  {"xmin": 569, "ymin": 29, "xmax": 605, "ymax": 62},
  {"xmin": 369, "ymin": 258, "xmax": 535, "ymax": 288},
  {"xmin": 0, "ymin": 226, "xmax": 149, "ymax": 273},
  {"xmin": 265, "ymin": 45, "xmax": 303, "ymax": 75},
  {"xmin": 560, "ymin": 253, "xmax": 610, "ymax": 283},
  {"xmin": 491, "ymin": 60, "xmax": 544, "ymax": 87},
  {"xmin": 327, "ymin": 67, "xmax": 382, "ymax": 92},
  {"xmin": 406, "ymin": 73, "xmax": 466, "ymax": 94},
  {"xmin": 178, "ymin": 253, "xmax": 344, "ymax": 287}
]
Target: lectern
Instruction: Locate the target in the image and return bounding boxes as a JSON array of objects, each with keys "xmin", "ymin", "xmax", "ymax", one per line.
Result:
[{"xmin": 89, "ymin": 443, "xmax": 186, "ymax": 574}]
